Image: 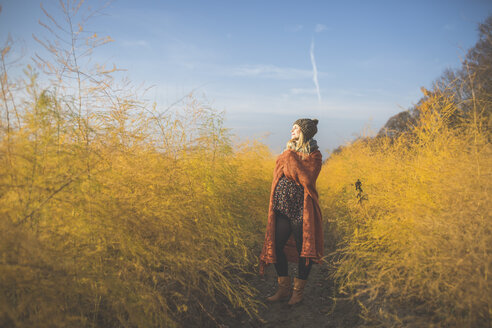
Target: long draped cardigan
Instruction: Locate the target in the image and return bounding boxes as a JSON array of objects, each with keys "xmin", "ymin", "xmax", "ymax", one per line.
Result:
[{"xmin": 259, "ymin": 149, "xmax": 323, "ymax": 275}]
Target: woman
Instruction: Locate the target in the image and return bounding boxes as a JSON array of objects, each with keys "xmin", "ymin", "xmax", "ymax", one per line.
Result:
[{"xmin": 259, "ymin": 118, "xmax": 323, "ymax": 305}]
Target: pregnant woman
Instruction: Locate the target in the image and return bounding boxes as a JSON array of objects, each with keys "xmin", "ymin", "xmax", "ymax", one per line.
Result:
[{"xmin": 259, "ymin": 118, "xmax": 323, "ymax": 305}]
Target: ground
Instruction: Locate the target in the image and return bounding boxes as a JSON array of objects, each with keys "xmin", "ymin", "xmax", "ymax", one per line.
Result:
[{"xmin": 219, "ymin": 261, "xmax": 363, "ymax": 328}]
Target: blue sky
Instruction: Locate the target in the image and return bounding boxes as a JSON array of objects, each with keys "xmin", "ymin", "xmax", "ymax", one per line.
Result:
[{"xmin": 1, "ymin": 0, "xmax": 491, "ymax": 155}]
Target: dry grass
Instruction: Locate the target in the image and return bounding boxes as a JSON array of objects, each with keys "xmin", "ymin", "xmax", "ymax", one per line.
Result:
[
  {"xmin": 318, "ymin": 87, "xmax": 491, "ymax": 327},
  {"xmin": 2, "ymin": 2, "xmax": 491, "ymax": 327},
  {"xmin": 0, "ymin": 2, "xmax": 276, "ymax": 325},
  {"xmin": 0, "ymin": 86, "xmax": 274, "ymax": 327}
]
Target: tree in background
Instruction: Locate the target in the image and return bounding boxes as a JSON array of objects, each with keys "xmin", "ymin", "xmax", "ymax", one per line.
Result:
[{"xmin": 378, "ymin": 15, "xmax": 492, "ymax": 138}]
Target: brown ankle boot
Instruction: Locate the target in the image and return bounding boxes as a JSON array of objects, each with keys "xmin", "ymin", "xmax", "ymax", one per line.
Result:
[
  {"xmin": 266, "ymin": 276, "xmax": 291, "ymax": 302},
  {"xmin": 288, "ymin": 277, "xmax": 307, "ymax": 305}
]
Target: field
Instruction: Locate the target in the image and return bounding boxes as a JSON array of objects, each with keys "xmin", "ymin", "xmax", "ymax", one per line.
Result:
[{"xmin": 1, "ymin": 2, "xmax": 491, "ymax": 327}]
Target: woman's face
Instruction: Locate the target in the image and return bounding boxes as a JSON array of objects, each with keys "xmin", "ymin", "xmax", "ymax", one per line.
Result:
[{"xmin": 291, "ymin": 124, "xmax": 301, "ymax": 140}]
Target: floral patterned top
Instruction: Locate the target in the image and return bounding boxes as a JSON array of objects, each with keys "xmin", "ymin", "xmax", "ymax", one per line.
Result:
[{"xmin": 272, "ymin": 174, "xmax": 304, "ymax": 224}]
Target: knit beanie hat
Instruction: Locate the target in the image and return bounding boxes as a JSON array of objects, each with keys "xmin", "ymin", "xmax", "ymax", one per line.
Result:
[{"xmin": 293, "ymin": 118, "xmax": 319, "ymax": 140}]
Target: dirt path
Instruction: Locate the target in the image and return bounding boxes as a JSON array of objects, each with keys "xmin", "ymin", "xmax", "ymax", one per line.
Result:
[{"xmin": 219, "ymin": 262, "xmax": 362, "ymax": 328}]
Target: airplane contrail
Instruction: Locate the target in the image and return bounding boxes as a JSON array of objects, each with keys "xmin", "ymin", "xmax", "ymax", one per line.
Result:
[{"xmin": 310, "ymin": 38, "xmax": 321, "ymax": 103}]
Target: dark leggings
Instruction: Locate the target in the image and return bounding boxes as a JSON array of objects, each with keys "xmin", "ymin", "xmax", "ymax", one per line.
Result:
[{"xmin": 274, "ymin": 210, "xmax": 312, "ymax": 280}]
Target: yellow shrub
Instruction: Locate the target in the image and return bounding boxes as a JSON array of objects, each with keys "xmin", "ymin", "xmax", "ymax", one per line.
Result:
[
  {"xmin": 319, "ymin": 88, "xmax": 491, "ymax": 327},
  {"xmin": 0, "ymin": 88, "xmax": 274, "ymax": 327}
]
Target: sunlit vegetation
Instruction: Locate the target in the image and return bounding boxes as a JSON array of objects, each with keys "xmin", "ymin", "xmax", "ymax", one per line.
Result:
[
  {"xmin": 318, "ymin": 17, "xmax": 491, "ymax": 328},
  {"xmin": 1, "ymin": 1, "xmax": 491, "ymax": 327},
  {"xmin": 0, "ymin": 2, "xmax": 274, "ymax": 327},
  {"xmin": 0, "ymin": 90, "xmax": 274, "ymax": 327}
]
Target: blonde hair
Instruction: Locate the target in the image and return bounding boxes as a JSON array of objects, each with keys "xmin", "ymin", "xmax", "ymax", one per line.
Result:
[{"xmin": 285, "ymin": 128, "xmax": 313, "ymax": 158}]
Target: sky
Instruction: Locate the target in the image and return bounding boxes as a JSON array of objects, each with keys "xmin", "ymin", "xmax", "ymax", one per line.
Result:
[{"xmin": 1, "ymin": 0, "xmax": 491, "ymax": 156}]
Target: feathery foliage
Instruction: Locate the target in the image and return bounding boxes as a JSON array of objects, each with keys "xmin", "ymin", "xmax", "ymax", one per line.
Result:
[
  {"xmin": 0, "ymin": 2, "xmax": 274, "ymax": 327},
  {"xmin": 319, "ymin": 84, "xmax": 491, "ymax": 327}
]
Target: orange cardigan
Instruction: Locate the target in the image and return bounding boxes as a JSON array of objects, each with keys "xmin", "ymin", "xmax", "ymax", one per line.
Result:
[{"xmin": 259, "ymin": 149, "xmax": 323, "ymax": 275}]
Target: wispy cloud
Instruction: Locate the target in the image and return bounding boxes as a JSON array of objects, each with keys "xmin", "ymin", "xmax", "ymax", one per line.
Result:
[
  {"xmin": 310, "ymin": 39, "xmax": 321, "ymax": 103},
  {"xmin": 290, "ymin": 88, "xmax": 317, "ymax": 95},
  {"xmin": 121, "ymin": 39, "xmax": 150, "ymax": 48},
  {"xmin": 315, "ymin": 24, "xmax": 327, "ymax": 33},
  {"xmin": 286, "ymin": 24, "xmax": 303, "ymax": 32},
  {"xmin": 332, "ymin": 88, "xmax": 365, "ymax": 97},
  {"xmin": 230, "ymin": 64, "xmax": 313, "ymax": 80}
]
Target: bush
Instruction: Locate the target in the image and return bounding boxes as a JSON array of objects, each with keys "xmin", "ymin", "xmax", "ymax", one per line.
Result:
[{"xmin": 318, "ymin": 87, "xmax": 491, "ymax": 327}]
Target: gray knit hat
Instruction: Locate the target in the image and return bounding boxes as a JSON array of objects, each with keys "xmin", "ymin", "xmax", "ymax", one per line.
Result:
[{"xmin": 293, "ymin": 118, "xmax": 318, "ymax": 140}]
